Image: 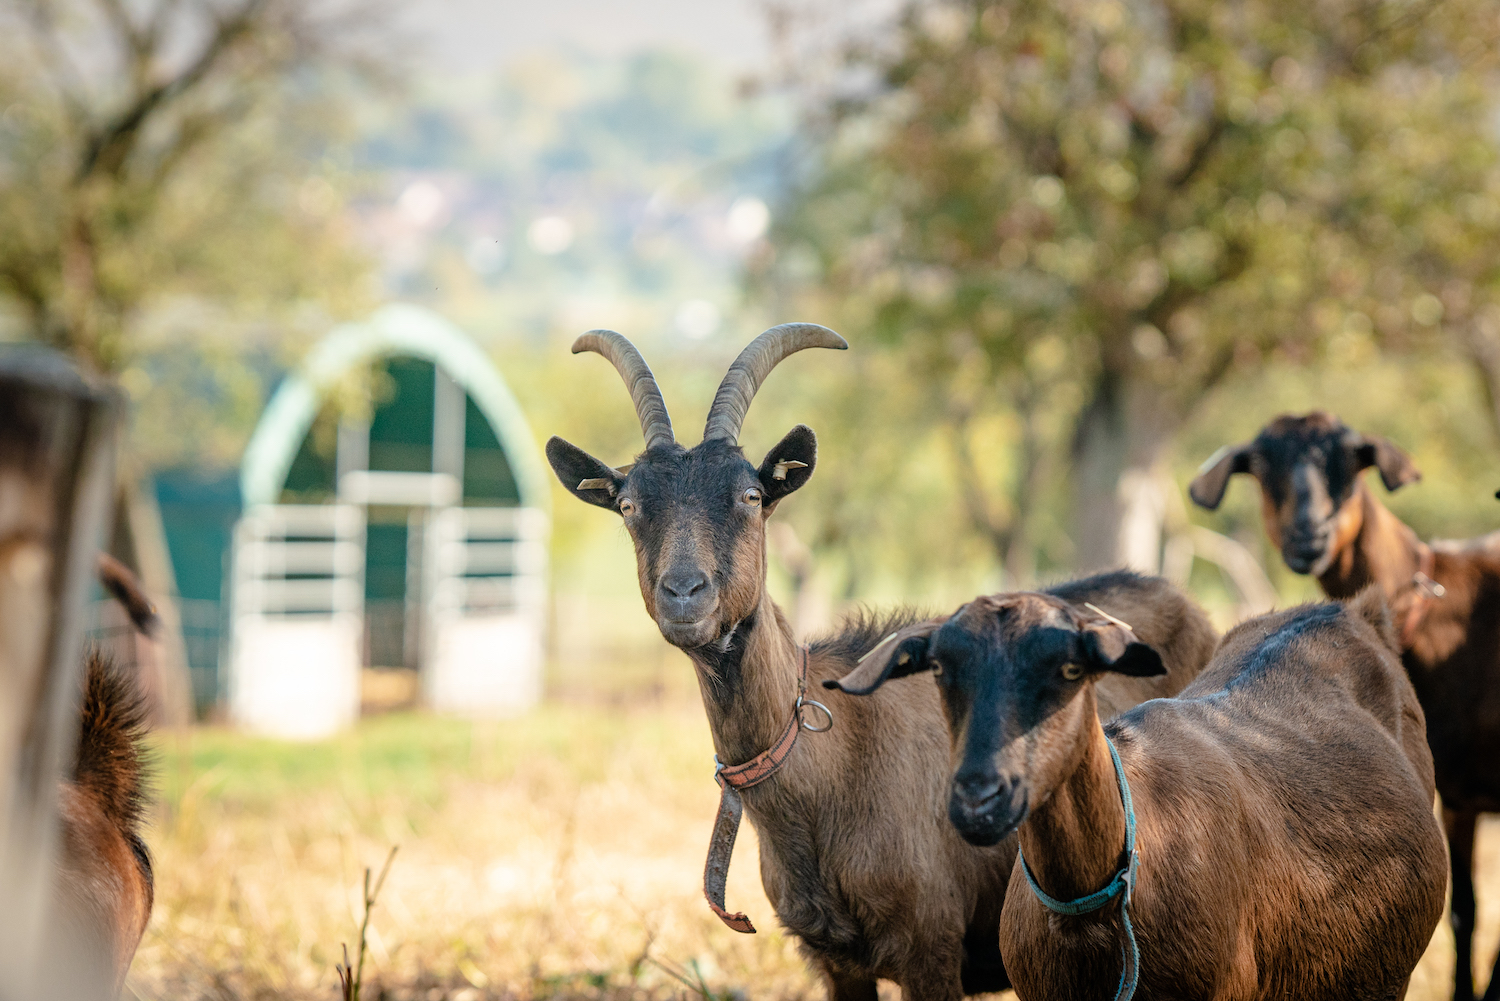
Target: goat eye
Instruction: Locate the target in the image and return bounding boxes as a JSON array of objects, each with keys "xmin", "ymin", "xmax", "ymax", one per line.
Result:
[
  {"xmin": 1061, "ymin": 662, "xmax": 1085, "ymax": 681},
  {"xmin": 742, "ymin": 488, "xmax": 762, "ymax": 505},
  {"xmin": 619, "ymin": 498, "xmax": 636, "ymax": 517}
]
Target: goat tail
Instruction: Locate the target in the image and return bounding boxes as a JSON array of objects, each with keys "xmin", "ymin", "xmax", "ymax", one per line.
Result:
[
  {"xmin": 73, "ymin": 649, "xmax": 152, "ymax": 834},
  {"xmin": 1347, "ymin": 585, "xmax": 1399, "ymax": 654}
]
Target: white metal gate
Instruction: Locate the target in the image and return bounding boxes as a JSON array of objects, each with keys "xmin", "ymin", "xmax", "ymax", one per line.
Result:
[
  {"xmin": 422, "ymin": 506, "xmax": 548, "ymax": 715},
  {"xmin": 229, "ymin": 504, "xmax": 365, "ymax": 738}
]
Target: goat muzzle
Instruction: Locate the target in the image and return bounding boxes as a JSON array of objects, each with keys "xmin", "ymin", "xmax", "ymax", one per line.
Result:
[{"xmin": 949, "ymin": 776, "xmax": 1027, "ymax": 847}]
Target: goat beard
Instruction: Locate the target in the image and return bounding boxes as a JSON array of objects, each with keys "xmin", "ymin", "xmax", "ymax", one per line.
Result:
[{"xmin": 713, "ymin": 621, "xmax": 740, "ymax": 653}]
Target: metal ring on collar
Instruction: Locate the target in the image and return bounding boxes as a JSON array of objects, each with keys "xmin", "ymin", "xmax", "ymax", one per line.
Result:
[{"xmin": 796, "ymin": 697, "xmax": 834, "ymax": 732}]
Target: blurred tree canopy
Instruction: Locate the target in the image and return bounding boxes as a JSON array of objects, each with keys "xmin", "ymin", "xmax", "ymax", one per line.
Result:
[
  {"xmin": 767, "ymin": 0, "xmax": 1500, "ymax": 579},
  {"xmin": 0, "ymin": 0, "xmax": 382, "ymax": 372}
]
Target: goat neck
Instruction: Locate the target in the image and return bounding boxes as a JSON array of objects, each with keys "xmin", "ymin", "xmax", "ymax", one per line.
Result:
[
  {"xmin": 1017, "ymin": 692, "xmax": 1131, "ymax": 903},
  {"xmin": 1317, "ymin": 480, "xmax": 1423, "ymax": 601},
  {"xmin": 688, "ymin": 591, "xmax": 802, "ymax": 767}
]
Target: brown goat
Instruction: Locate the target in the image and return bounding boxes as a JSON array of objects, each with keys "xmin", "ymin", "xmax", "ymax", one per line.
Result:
[
  {"xmin": 1191, "ymin": 411, "xmax": 1500, "ymax": 1001},
  {"xmin": 33, "ymin": 560, "xmax": 156, "ymax": 997},
  {"xmin": 48, "ymin": 648, "xmax": 155, "ymax": 998},
  {"xmin": 834, "ymin": 587, "xmax": 1446, "ymax": 1000},
  {"xmin": 545, "ymin": 326, "xmax": 1216, "ymax": 1000}
]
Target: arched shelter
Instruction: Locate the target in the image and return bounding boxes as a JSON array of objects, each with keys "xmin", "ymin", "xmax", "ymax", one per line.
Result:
[{"xmin": 230, "ymin": 305, "xmax": 549, "ymax": 738}]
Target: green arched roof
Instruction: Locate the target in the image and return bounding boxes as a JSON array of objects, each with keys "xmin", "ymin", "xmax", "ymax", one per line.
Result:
[{"xmin": 241, "ymin": 305, "xmax": 550, "ymax": 513}]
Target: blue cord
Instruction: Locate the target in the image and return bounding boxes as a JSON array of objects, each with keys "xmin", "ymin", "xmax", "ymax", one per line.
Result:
[{"xmin": 1019, "ymin": 735, "xmax": 1141, "ymax": 1001}]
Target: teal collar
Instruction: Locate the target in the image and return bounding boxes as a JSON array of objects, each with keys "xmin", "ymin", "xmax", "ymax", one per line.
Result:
[{"xmin": 1018, "ymin": 734, "xmax": 1141, "ymax": 1001}]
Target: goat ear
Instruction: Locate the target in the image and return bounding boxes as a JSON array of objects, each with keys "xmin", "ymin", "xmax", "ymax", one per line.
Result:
[
  {"xmin": 546, "ymin": 436, "xmax": 627, "ymax": 510},
  {"xmin": 1077, "ymin": 617, "xmax": 1166, "ymax": 678},
  {"xmin": 758, "ymin": 424, "xmax": 817, "ymax": 509},
  {"xmin": 1347, "ymin": 585, "xmax": 1399, "ymax": 655},
  {"xmin": 824, "ymin": 621, "xmax": 940, "ymax": 696},
  {"xmin": 1188, "ymin": 442, "xmax": 1254, "ymax": 510},
  {"xmin": 1352, "ymin": 434, "xmax": 1421, "ymax": 492}
]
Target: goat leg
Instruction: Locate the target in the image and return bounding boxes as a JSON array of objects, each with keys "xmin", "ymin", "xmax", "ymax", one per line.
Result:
[
  {"xmin": 817, "ymin": 963, "xmax": 877, "ymax": 1001},
  {"xmin": 1446, "ymin": 806, "xmax": 1479, "ymax": 1001},
  {"xmin": 895, "ymin": 945, "xmax": 966, "ymax": 1001},
  {"xmin": 1482, "ymin": 911, "xmax": 1500, "ymax": 1001}
]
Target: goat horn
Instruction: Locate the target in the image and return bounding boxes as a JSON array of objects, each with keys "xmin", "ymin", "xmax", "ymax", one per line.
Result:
[
  {"xmin": 572, "ymin": 330, "xmax": 675, "ymax": 451},
  {"xmin": 702, "ymin": 323, "xmax": 847, "ymax": 444}
]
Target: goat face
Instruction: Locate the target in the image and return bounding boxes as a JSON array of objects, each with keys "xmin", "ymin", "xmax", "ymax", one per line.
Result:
[
  {"xmin": 544, "ymin": 324, "xmax": 843, "ymax": 652},
  {"xmin": 826, "ymin": 594, "xmax": 1165, "ymax": 846},
  {"xmin": 548, "ymin": 430, "xmax": 817, "ymax": 649},
  {"xmin": 1188, "ymin": 411, "xmax": 1420, "ymax": 576}
]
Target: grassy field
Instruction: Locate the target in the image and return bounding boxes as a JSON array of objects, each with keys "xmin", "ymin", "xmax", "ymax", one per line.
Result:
[{"xmin": 127, "ymin": 697, "xmax": 1500, "ymax": 1001}]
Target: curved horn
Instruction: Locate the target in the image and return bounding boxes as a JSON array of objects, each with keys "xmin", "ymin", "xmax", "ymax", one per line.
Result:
[
  {"xmin": 703, "ymin": 323, "xmax": 847, "ymax": 444},
  {"xmin": 571, "ymin": 329, "xmax": 675, "ymax": 451}
]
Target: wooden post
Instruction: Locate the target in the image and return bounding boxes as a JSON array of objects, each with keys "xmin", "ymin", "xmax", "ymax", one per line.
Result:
[{"xmin": 0, "ymin": 347, "xmax": 120, "ymax": 999}]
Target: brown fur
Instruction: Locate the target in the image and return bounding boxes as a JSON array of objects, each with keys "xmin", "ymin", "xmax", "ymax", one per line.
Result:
[
  {"xmin": 1192, "ymin": 412, "xmax": 1500, "ymax": 1001},
  {"xmin": 50, "ymin": 649, "xmax": 154, "ymax": 998},
  {"xmin": 865, "ymin": 586, "xmax": 1446, "ymax": 1000},
  {"xmin": 95, "ymin": 553, "xmax": 159, "ymax": 637}
]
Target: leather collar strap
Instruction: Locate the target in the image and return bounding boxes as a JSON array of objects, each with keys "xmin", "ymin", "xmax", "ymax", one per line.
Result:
[
  {"xmin": 1401, "ymin": 543, "xmax": 1445, "ymax": 649},
  {"xmin": 703, "ymin": 646, "xmax": 812, "ymax": 933}
]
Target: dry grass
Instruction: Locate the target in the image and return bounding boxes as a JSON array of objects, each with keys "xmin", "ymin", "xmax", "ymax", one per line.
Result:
[
  {"xmin": 128, "ymin": 701, "xmax": 819, "ymax": 1001},
  {"xmin": 126, "ymin": 694, "xmax": 1500, "ymax": 1001}
]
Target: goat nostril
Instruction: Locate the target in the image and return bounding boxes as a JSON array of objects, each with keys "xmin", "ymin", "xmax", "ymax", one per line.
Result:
[
  {"xmin": 662, "ymin": 572, "xmax": 709, "ymax": 601},
  {"xmin": 956, "ymin": 776, "xmax": 1002, "ymax": 806}
]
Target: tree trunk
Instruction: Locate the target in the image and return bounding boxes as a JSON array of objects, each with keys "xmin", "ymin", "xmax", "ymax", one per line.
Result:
[
  {"xmin": 1464, "ymin": 314, "xmax": 1500, "ymax": 446},
  {"xmin": 1070, "ymin": 371, "xmax": 1179, "ymax": 574}
]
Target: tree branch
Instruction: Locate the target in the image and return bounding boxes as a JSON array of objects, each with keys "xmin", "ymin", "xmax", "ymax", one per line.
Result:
[
  {"xmin": 95, "ymin": 0, "xmax": 147, "ymax": 65},
  {"xmin": 75, "ymin": 0, "xmax": 271, "ymax": 184},
  {"xmin": 1167, "ymin": 113, "xmax": 1226, "ymax": 191},
  {"xmin": 18, "ymin": 0, "xmax": 93, "ymax": 127}
]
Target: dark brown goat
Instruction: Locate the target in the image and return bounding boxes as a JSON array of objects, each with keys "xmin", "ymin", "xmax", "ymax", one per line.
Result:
[
  {"xmin": 1191, "ymin": 411, "xmax": 1500, "ymax": 1001},
  {"xmin": 545, "ymin": 326, "xmax": 1216, "ymax": 1000},
  {"xmin": 834, "ymin": 587, "xmax": 1446, "ymax": 1001}
]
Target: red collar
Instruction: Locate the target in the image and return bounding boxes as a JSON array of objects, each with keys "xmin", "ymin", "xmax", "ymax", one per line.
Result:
[
  {"xmin": 713, "ymin": 647, "xmax": 809, "ymax": 792},
  {"xmin": 703, "ymin": 646, "xmax": 830, "ymax": 933}
]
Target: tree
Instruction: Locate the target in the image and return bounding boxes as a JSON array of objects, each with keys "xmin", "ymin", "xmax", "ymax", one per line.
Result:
[
  {"xmin": 768, "ymin": 0, "xmax": 1500, "ymax": 575},
  {"xmin": 0, "ymin": 0, "xmax": 383, "ymax": 372}
]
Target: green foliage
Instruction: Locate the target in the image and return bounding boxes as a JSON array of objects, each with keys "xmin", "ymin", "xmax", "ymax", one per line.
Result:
[
  {"xmin": 0, "ymin": 0, "xmax": 378, "ymax": 372},
  {"xmin": 768, "ymin": 0, "xmax": 1500, "ymax": 572}
]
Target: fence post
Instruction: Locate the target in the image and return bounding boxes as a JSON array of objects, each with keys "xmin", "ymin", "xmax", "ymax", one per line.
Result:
[{"xmin": 0, "ymin": 347, "xmax": 121, "ymax": 999}]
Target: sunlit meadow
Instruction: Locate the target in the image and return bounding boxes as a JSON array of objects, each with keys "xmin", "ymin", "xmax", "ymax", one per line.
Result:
[{"xmin": 127, "ymin": 660, "xmax": 1500, "ymax": 1001}]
